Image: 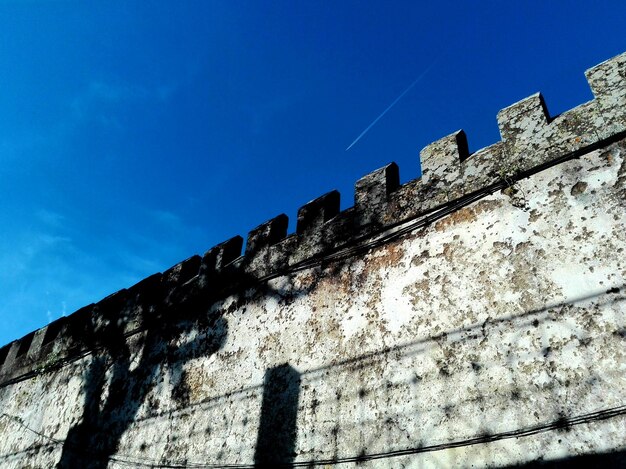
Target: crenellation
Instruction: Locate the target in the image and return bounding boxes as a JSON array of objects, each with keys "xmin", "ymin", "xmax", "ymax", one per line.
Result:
[
  {"xmin": 93, "ymin": 288, "xmax": 128, "ymax": 322},
  {"xmin": 296, "ymin": 190, "xmax": 340, "ymax": 235},
  {"xmin": 0, "ymin": 341, "xmax": 20, "ymax": 376},
  {"xmin": 289, "ymin": 191, "xmax": 341, "ymax": 264},
  {"xmin": 1, "ymin": 50, "xmax": 626, "ymax": 469},
  {"xmin": 41, "ymin": 316, "xmax": 67, "ymax": 347},
  {"xmin": 387, "ymin": 179, "xmax": 429, "ymax": 223},
  {"xmin": 35, "ymin": 317, "xmax": 68, "ymax": 365},
  {"xmin": 0, "ymin": 337, "xmax": 36, "ymax": 381},
  {"xmin": 547, "ymin": 101, "xmax": 602, "ymax": 153},
  {"xmin": 244, "ymin": 214, "xmax": 289, "ymax": 278},
  {"xmin": 354, "ymin": 162, "xmax": 400, "ymax": 228},
  {"xmin": 585, "ymin": 52, "xmax": 626, "ymax": 102},
  {"xmin": 497, "ymin": 92, "xmax": 550, "ymax": 128},
  {"xmin": 3, "ymin": 331, "xmax": 41, "ymax": 376},
  {"xmin": 15, "ymin": 331, "xmax": 35, "ymax": 358},
  {"xmin": 497, "ymin": 93, "xmax": 555, "ymax": 170},
  {"xmin": 585, "ymin": 52, "xmax": 626, "ymax": 139},
  {"xmin": 61, "ymin": 303, "xmax": 96, "ymax": 353},
  {"xmin": 159, "ymin": 256, "xmax": 203, "ymax": 313},
  {"xmin": 162, "ymin": 255, "xmax": 202, "ymax": 287},
  {"xmin": 25, "ymin": 328, "xmax": 47, "ymax": 361},
  {"xmin": 457, "ymin": 142, "xmax": 506, "ymax": 193},
  {"xmin": 126, "ymin": 272, "xmax": 163, "ymax": 303},
  {"xmin": 245, "ymin": 214, "xmax": 289, "ymax": 257},
  {"xmin": 192, "ymin": 237, "xmax": 245, "ymax": 303},
  {"xmin": 120, "ymin": 272, "xmax": 163, "ymax": 329},
  {"xmin": 319, "ymin": 207, "xmax": 358, "ymax": 251},
  {"xmin": 2, "ymin": 50, "xmax": 626, "ymax": 391},
  {"xmin": 0, "ymin": 343, "xmax": 11, "ymax": 370},
  {"xmin": 497, "ymin": 93, "xmax": 550, "ymax": 140},
  {"xmin": 270, "ymin": 233, "xmax": 298, "ymax": 273},
  {"xmin": 89, "ymin": 289, "xmax": 130, "ymax": 349},
  {"xmin": 420, "ymin": 130, "xmax": 469, "ymax": 201},
  {"xmin": 202, "ymin": 236, "xmax": 243, "ymax": 273}
]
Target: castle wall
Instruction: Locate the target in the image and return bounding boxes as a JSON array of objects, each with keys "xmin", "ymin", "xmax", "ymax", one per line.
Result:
[{"xmin": 0, "ymin": 52, "xmax": 625, "ymax": 468}]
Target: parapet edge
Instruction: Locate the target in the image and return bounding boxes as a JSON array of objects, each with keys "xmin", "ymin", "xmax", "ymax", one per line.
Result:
[{"xmin": 2, "ymin": 51, "xmax": 625, "ymax": 385}]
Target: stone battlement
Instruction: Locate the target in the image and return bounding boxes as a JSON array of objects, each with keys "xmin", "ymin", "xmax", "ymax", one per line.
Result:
[{"xmin": 1, "ymin": 51, "xmax": 625, "ymax": 390}]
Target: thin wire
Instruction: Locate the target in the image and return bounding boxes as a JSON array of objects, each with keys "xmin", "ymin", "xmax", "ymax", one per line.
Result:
[
  {"xmin": 2, "ymin": 130, "xmax": 625, "ymax": 389},
  {"xmin": 2, "ymin": 404, "xmax": 625, "ymax": 467},
  {"xmin": 0, "ymin": 179, "xmax": 491, "ymax": 389}
]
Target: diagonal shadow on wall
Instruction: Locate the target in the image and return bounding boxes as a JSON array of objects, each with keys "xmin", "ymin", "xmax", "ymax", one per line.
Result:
[
  {"xmin": 53, "ymin": 252, "xmax": 315, "ymax": 469},
  {"xmin": 56, "ymin": 276, "xmax": 229, "ymax": 469}
]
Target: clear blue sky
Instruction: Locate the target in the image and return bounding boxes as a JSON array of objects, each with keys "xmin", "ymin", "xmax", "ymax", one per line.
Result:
[{"xmin": 1, "ymin": 1, "xmax": 625, "ymax": 346}]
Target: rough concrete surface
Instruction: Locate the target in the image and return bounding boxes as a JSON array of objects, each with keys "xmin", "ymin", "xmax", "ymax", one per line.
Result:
[{"xmin": 0, "ymin": 52, "xmax": 625, "ymax": 468}]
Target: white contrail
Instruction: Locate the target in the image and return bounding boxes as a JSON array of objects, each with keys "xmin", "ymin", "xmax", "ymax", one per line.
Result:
[{"xmin": 345, "ymin": 64, "xmax": 434, "ymax": 151}]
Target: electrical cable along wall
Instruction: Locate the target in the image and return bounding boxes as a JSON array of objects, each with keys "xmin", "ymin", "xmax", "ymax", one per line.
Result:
[{"xmin": 0, "ymin": 52, "xmax": 625, "ymax": 468}]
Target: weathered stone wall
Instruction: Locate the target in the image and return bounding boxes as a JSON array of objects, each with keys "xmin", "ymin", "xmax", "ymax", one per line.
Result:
[{"xmin": 0, "ymin": 52, "xmax": 625, "ymax": 468}]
